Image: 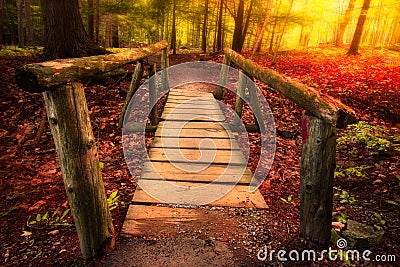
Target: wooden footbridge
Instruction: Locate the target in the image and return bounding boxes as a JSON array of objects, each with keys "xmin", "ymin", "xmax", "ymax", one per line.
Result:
[
  {"xmin": 121, "ymin": 85, "xmax": 268, "ymax": 237},
  {"xmin": 16, "ymin": 40, "xmax": 356, "ymax": 259}
]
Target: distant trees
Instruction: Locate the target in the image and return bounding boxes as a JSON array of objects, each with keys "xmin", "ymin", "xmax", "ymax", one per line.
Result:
[
  {"xmin": 347, "ymin": 0, "xmax": 371, "ymax": 55},
  {"xmin": 336, "ymin": 0, "xmax": 356, "ymax": 46}
]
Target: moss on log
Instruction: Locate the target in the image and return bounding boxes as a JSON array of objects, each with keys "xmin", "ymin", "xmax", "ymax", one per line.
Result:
[
  {"xmin": 16, "ymin": 40, "xmax": 168, "ymax": 93},
  {"xmin": 224, "ymin": 48, "xmax": 356, "ymax": 128}
]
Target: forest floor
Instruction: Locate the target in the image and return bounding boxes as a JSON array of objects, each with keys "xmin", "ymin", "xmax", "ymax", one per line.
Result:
[{"xmin": 0, "ymin": 47, "xmax": 399, "ymax": 266}]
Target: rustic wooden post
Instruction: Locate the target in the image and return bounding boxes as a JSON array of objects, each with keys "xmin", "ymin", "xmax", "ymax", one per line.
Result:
[
  {"xmin": 247, "ymin": 76, "xmax": 263, "ymax": 132},
  {"xmin": 43, "ymin": 83, "xmax": 114, "ymax": 259},
  {"xmin": 118, "ymin": 61, "xmax": 144, "ymax": 127},
  {"xmin": 161, "ymin": 48, "xmax": 169, "ymax": 91},
  {"xmin": 300, "ymin": 113, "xmax": 337, "ymax": 246},
  {"xmin": 149, "ymin": 63, "xmax": 159, "ymax": 126},
  {"xmin": 215, "ymin": 55, "xmax": 231, "ymax": 100},
  {"xmin": 234, "ymin": 70, "xmax": 246, "ymax": 123}
]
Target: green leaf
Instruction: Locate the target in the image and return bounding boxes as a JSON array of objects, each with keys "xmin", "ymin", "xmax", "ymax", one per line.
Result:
[
  {"xmin": 386, "ymin": 200, "xmax": 399, "ymax": 206},
  {"xmin": 331, "ymin": 228, "xmax": 339, "ymax": 245},
  {"xmin": 36, "ymin": 213, "xmax": 42, "ymax": 222},
  {"xmin": 60, "ymin": 209, "xmax": 70, "ymax": 220},
  {"xmin": 99, "ymin": 161, "xmax": 105, "ymax": 171},
  {"xmin": 42, "ymin": 212, "xmax": 49, "ymax": 221}
]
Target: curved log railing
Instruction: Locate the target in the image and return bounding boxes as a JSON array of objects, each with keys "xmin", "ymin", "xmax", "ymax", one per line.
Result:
[
  {"xmin": 219, "ymin": 48, "xmax": 357, "ymax": 247},
  {"xmin": 15, "ymin": 40, "xmax": 169, "ymax": 259}
]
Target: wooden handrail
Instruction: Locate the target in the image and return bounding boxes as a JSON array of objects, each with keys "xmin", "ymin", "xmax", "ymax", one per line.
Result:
[
  {"xmin": 223, "ymin": 48, "xmax": 357, "ymax": 128},
  {"xmin": 16, "ymin": 40, "xmax": 168, "ymax": 93}
]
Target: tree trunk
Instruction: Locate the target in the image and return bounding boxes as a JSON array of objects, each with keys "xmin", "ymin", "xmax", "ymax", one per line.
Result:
[
  {"xmin": 171, "ymin": 0, "xmax": 177, "ymax": 55},
  {"xmin": 347, "ymin": 0, "xmax": 371, "ymax": 55},
  {"xmin": 0, "ymin": 0, "xmax": 3, "ymax": 49},
  {"xmin": 300, "ymin": 113, "xmax": 336, "ymax": 247},
  {"xmin": 231, "ymin": 0, "xmax": 244, "ymax": 52},
  {"xmin": 271, "ymin": 0, "xmax": 294, "ymax": 66},
  {"xmin": 252, "ymin": 0, "xmax": 271, "ymax": 54},
  {"xmin": 336, "ymin": 0, "xmax": 356, "ymax": 46},
  {"xmin": 216, "ymin": 0, "xmax": 223, "ymax": 51},
  {"xmin": 104, "ymin": 14, "xmax": 111, "ymax": 48},
  {"xmin": 111, "ymin": 15, "xmax": 119, "ymax": 48},
  {"xmin": 95, "ymin": 0, "xmax": 100, "ymax": 44},
  {"xmin": 24, "ymin": 0, "xmax": 33, "ymax": 45},
  {"xmin": 87, "ymin": 0, "xmax": 94, "ymax": 41},
  {"xmin": 17, "ymin": 0, "xmax": 25, "ymax": 47},
  {"xmin": 43, "ymin": 83, "xmax": 115, "ymax": 259},
  {"xmin": 201, "ymin": 0, "xmax": 209, "ymax": 53},
  {"xmin": 237, "ymin": 0, "xmax": 253, "ymax": 52},
  {"xmin": 40, "ymin": 0, "xmax": 107, "ymax": 60}
]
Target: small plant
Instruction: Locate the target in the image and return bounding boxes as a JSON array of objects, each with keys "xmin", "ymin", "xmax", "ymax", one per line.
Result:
[
  {"xmin": 337, "ymin": 212, "xmax": 348, "ymax": 223},
  {"xmin": 335, "ymin": 163, "xmax": 370, "ymax": 179},
  {"xmin": 373, "ymin": 212, "xmax": 385, "ymax": 231},
  {"xmin": 337, "ymin": 121, "xmax": 392, "ymax": 153},
  {"xmin": 0, "ymin": 203, "xmax": 19, "ymax": 217},
  {"xmin": 29, "ymin": 208, "xmax": 72, "ymax": 228},
  {"xmin": 107, "ymin": 190, "xmax": 122, "ymax": 211},
  {"xmin": 280, "ymin": 194, "xmax": 295, "ymax": 206},
  {"xmin": 334, "ymin": 187, "xmax": 357, "ymax": 204}
]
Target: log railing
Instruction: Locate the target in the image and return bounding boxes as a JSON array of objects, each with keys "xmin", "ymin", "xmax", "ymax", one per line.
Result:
[
  {"xmin": 15, "ymin": 40, "xmax": 169, "ymax": 259},
  {"xmin": 219, "ymin": 48, "xmax": 357, "ymax": 247}
]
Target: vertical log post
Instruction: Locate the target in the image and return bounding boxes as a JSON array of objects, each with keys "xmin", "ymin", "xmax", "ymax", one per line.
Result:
[
  {"xmin": 247, "ymin": 75, "xmax": 263, "ymax": 132},
  {"xmin": 300, "ymin": 113, "xmax": 336, "ymax": 247},
  {"xmin": 43, "ymin": 83, "xmax": 115, "ymax": 259},
  {"xmin": 234, "ymin": 70, "xmax": 246, "ymax": 125},
  {"xmin": 161, "ymin": 48, "xmax": 169, "ymax": 91},
  {"xmin": 215, "ymin": 55, "xmax": 231, "ymax": 100},
  {"xmin": 118, "ymin": 61, "xmax": 144, "ymax": 127},
  {"xmin": 149, "ymin": 63, "xmax": 159, "ymax": 126}
]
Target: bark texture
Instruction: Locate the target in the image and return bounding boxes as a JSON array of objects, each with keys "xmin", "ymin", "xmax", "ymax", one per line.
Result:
[
  {"xmin": 347, "ymin": 0, "xmax": 371, "ymax": 55},
  {"xmin": 43, "ymin": 83, "xmax": 115, "ymax": 259},
  {"xmin": 300, "ymin": 114, "xmax": 336, "ymax": 246},
  {"xmin": 16, "ymin": 40, "xmax": 168, "ymax": 93},
  {"xmin": 40, "ymin": 0, "xmax": 107, "ymax": 60}
]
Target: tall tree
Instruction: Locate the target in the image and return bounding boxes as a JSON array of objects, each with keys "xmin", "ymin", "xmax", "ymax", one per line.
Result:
[
  {"xmin": 87, "ymin": 0, "xmax": 95, "ymax": 41},
  {"xmin": 231, "ymin": 0, "xmax": 244, "ymax": 52},
  {"xmin": 0, "ymin": 0, "xmax": 3, "ymax": 49},
  {"xmin": 17, "ymin": 0, "xmax": 24, "ymax": 47},
  {"xmin": 252, "ymin": 0, "xmax": 272, "ymax": 53},
  {"xmin": 24, "ymin": 0, "xmax": 33, "ymax": 45},
  {"xmin": 336, "ymin": 0, "xmax": 356, "ymax": 46},
  {"xmin": 40, "ymin": 0, "xmax": 107, "ymax": 60},
  {"xmin": 347, "ymin": 0, "xmax": 371, "ymax": 55},
  {"xmin": 271, "ymin": 0, "xmax": 294, "ymax": 65},
  {"xmin": 215, "ymin": 0, "xmax": 223, "ymax": 51},
  {"xmin": 95, "ymin": 0, "xmax": 100, "ymax": 44},
  {"xmin": 171, "ymin": 0, "xmax": 177, "ymax": 54},
  {"xmin": 237, "ymin": 0, "xmax": 253, "ymax": 52},
  {"xmin": 201, "ymin": 0, "xmax": 209, "ymax": 52}
]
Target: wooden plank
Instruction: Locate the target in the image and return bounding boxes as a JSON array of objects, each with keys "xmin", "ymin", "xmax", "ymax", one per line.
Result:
[
  {"xmin": 148, "ymin": 148, "xmax": 247, "ymax": 165},
  {"xmin": 157, "ymin": 121, "xmax": 228, "ymax": 130},
  {"xmin": 155, "ymin": 127, "xmax": 232, "ymax": 138},
  {"xmin": 162, "ymin": 109, "xmax": 224, "ymax": 118},
  {"xmin": 120, "ymin": 205, "xmax": 243, "ymax": 238},
  {"xmin": 141, "ymin": 161, "xmax": 250, "ymax": 176},
  {"xmin": 161, "ymin": 113, "xmax": 225, "ymax": 121},
  {"xmin": 131, "ymin": 181, "xmax": 268, "ymax": 209},
  {"xmin": 150, "ymin": 137, "xmax": 240, "ymax": 150}
]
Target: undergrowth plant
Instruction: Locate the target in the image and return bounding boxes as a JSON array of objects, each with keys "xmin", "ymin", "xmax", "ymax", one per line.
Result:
[
  {"xmin": 334, "ymin": 187, "xmax": 358, "ymax": 204},
  {"xmin": 337, "ymin": 121, "xmax": 392, "ymax": 153},
  {"xmin": 29, "ymin": 208, "xmax": 72, "ymax": 228}
]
